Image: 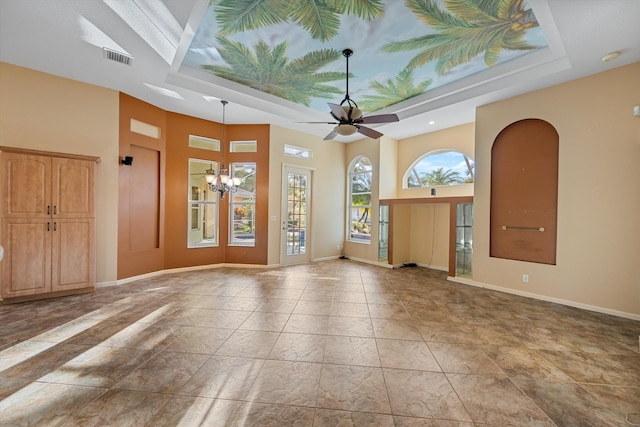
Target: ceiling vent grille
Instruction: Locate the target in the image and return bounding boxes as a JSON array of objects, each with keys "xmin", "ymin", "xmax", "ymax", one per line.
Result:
[{"xmin": 103, "ymin": 48, "xmax": 133, "ymax": 66}]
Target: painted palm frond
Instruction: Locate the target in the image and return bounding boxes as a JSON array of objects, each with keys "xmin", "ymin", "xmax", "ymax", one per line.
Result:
[
  {"xmin": 340, "ymin": 0, "xmax": 385, "ymax": 20},
  {"xmin": 383, "ymin": 0, "xmax": 539, "ymax": 74},
  {"xmin": 214, "ymin": 0, "xmax": 290, "ymax": 35},
  {"xmin": 288, "ymin": 2, "xmax": 342, "ymax": 41},
  {"xmin": 358, "ymin": 68, "xmax": 432, "ymax": 111},
  {"xmin": 203, "ymin": 38, "xmax": 344, "ymax": 106},
  {"xmin": 213, "ymin": 0, "xmax": 384, "ymax": 41}
]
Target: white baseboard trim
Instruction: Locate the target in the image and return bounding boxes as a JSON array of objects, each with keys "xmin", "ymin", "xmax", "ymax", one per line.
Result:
[
  {"xmin": 312, "ymin": 255, "xmax": 340, "ymax": 262},
  {"xmin": 416, "ymin": 263, "xmax": 448, "ymax": 272},
  {"xmin": 96, "ymin": 280, "xmax": 118, "ymax": 288},
  {"xmin": 113, "ymin": 263, "xmax": 276, "ymax": 286},
  {"xmin": 346, "ymin": 256, "xmax": 394, "ymax": 269},
  {"xmin": 447, "ymin": 276, "xmax": 640, "ymax": 321}
]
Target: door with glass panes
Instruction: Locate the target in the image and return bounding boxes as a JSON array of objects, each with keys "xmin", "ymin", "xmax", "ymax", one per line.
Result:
[{"xmin": 281, "ymin": 166, "xmax": 311, "ymax": 265}]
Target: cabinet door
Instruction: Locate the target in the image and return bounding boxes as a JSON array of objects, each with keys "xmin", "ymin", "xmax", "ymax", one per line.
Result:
[
  {"xmin": 51, "ymin": 158, "xmax": 95, "ymax": 218},
  {"xmin": 51, "ymin": 219, "xmax": 94, "ymax": 291},
  {"xmin": 2, "ymin": 152, "xmax": 51, "ymax": 219},
  {"xmin": 1, "ymin": 220, "xmax": 52, "ymax": 297}
]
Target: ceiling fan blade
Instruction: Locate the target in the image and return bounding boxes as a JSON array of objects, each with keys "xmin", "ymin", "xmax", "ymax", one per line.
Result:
[
  {"xmin": 328, "ymin": 103, "xmax": 348, "ymax": 121},
  {"xmin": 358, "ymin": 113, "xmax": 399, "ymax": 124},
  {"xmin": 296, "ymin": 121, "xmax": 338, "ymax": 124},
  {"xmin": 323, "ymin": 130, "xmax": 338, "ymax": 140},
  {"xmin": 357, "ymin": 125, "xmax": 383, "ymax": 139}
]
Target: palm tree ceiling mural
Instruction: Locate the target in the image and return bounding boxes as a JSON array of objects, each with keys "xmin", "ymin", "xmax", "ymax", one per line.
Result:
[{"xmin": 184, "ymin": 0, "xmax": 547, "ymax": 114}]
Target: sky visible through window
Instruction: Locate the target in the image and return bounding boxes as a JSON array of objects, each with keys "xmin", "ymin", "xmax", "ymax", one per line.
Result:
[{"xmin": 408, "ymin": 150, "xmax": 474, "ymax": 187}]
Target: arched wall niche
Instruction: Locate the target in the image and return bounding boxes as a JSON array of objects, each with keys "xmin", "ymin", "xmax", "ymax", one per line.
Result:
[{"xmin": 490, "ymin": 118, "xmax": 559, "ymax": 265}]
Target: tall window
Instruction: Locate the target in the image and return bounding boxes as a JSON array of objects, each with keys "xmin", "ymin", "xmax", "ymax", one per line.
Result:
[
  {"xmin": 188, "ymin": 159, "xmax": 217, "ymax": 247},
  {"xmin": 405, "ymin": 149, "xmax": 474, "ymax": 188},
  {"xmin": 349, "ymin": 156, "xmax": 372, "ymax": 244},
  {"xmin": 229, "ymin": 162, "xmax": 256, "ymax": 246}
]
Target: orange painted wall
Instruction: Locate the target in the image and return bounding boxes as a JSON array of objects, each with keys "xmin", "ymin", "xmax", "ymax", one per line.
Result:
[{"xmin": 118, "ymin": 93, "xmax": 166, "ymax": 279}]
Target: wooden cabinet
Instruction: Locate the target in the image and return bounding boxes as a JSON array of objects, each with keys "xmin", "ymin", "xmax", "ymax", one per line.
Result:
[{"xmin": 0, "ymin": 147, "xmax": 98, "ymax": 302}]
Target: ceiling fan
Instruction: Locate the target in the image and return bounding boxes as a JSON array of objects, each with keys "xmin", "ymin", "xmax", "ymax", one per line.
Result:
[{"xmin": 306, "ymin": 48, "xmax": 399, "ymax": 140}]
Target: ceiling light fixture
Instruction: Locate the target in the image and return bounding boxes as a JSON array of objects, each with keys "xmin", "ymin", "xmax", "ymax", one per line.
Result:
[
  {"xmin": 601, "ymin": 51, "xmax": 621, "ymax": 62},
  {"xmin": 205, "ymin": 100, "xmax": 240, "ymax": 199}
]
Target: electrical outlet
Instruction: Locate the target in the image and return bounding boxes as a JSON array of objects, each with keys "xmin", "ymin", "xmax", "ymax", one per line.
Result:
[{"xmin": 522, "ymin": 274, "xmax": 529, "ymax": 283}]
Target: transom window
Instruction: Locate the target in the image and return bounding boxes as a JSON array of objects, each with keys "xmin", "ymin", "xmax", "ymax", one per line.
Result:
[
  {"xmin": 348, "ymin": 156, "xmax": 372, "ymax": 244},
  {"xmin": 405, "ymin": 149, "xmax": 474, "ymax": 188}
]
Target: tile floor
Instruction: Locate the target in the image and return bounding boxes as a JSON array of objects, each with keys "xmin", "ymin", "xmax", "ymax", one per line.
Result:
[{"xmin": 0, "ymin": 260, "xmax": 639, "ymax": 426}]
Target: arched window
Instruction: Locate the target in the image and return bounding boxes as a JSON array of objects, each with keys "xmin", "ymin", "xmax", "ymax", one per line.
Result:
[
  {"xmin": 348, "ymin": 156, "xmax": 372, "ymax": 244},
  {"xmin": 404, "ymin": 149, "xmax": 474, "ymax": 188}
]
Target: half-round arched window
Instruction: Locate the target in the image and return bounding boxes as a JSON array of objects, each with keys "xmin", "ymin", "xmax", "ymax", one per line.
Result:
[{"xmin": 404, "ymin": 149, "xmax": 474, "ymax": 188}]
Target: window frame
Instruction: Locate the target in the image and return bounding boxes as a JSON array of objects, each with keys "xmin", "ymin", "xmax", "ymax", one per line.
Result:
[
  {"xmin": 187, "ymin": 158, "xmax": 218, "ymax": 248},
  {"xmin": 403, "ymin": 149, "xmax": 474, "ymax": 189},
  {"xmin": 347, "ymin": 156, "xmax": 373, "ymax": 244},
  {"xmin": 228, "ymin": 162, "xmax": 257, "ymax": 247}
]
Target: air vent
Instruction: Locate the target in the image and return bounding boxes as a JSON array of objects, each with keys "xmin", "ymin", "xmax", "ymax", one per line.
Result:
[{"xmin": 103, "ymin": 47, "xmax": 133, "ymax": 66}]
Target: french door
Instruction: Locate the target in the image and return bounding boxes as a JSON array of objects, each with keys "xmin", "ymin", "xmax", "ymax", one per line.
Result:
[{"xmin": 281, "ymin": 165, "xmax": 312, "ymax": 265}]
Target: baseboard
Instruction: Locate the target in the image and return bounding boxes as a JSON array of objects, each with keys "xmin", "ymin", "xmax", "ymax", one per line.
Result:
[
  {"xmin": 447, "ymin": 276, "xmax": 640, "ymax": 321},
  {"xmin": 346, "ymin": 256, "xmax": 394, "ymax": 269},
  {"xmin": 416, "ymin": 263, "xmax": 448, "ymax": 272},
  {"xmin": 114, "ymin": 263, "xmax": 275, "ymax": 286}
]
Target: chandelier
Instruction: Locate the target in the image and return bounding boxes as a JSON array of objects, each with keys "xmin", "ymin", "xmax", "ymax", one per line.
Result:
[{"xmin": 204, "ymin": 100, "xmax": 240, "ymax": 199}]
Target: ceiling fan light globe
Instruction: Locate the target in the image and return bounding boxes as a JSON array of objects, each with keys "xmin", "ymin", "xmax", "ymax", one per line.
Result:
[
  {"xmin": 342, "ymin": 105, "xmax": 362, "ymax": 120},
  {"xmin": 335, "ymin": 124, "xmax": 357, "ymax": 136}
]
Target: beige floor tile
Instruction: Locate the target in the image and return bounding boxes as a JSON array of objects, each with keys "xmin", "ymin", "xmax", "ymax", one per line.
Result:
[
  {"xmin": 215, "ymin": 329, "xmax": 280, "ymax": 358},
  {"xmin": 383, "ymin": 368, "xmax": 471, "ymax": 421},
  {"xmin": 238, "ymin": 311, "xmax": 290, "ymax": 332},
  {"xmin": 114, "ymin": 350, "xmax": 208, "ymax": 393},
  {"xmin": 283, "ymin": 314, "xmax": 330, "ymax": 334},
  {"xmin": 328, "ymin": 316, "xmax": 375, "ymax": 337},
  {"xmin": 377, "ymin": 339, "xmax": 441, "ymax": 371},
  {"xmin": 317, "ymin": 364, "xmax": 391, "ymax": 413},
  {"xmin": 246, "ymin": 360, "xmax": 322, "ymax": 406},
  {"xmin": 313, "ymin": 409, "xmax": 394, "ymax": 426},
  {"xmin": 231, "ymin": 402, "xmax": 316, "ymax": 426},
  {"xmin": 427, "ymin": 342, "xmax": 505, "ymax": 375},
  {"xmin": 447, "ymin": 373, "xmax": 554, "ymax": 425},
  {"xmin": 268, "ymin": 332, "xmax": 326, "ymax": 362},
  {"xmin": 146, "ymin": 396, "xmax": 241, "ymax": 427},
  {"xmin": 179, "ymin": 356, "xmax": 264, "ymax": 399},
  {"xmin": 324, "ymin": 335, "xmax": 380, "ymax": 366}
]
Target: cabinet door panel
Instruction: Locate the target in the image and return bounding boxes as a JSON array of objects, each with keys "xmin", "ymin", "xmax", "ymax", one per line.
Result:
[
  {"xmin": 1, "ymin": 220, "xmax": 52, "ymax": 297},
  {"xmin": 52, "ymin": 158, "xmax": 95, "ymax": 218},
  {"xmin": 2, "ymin": 153, "xmax": 51, "ymax": 219},
  {"xmin": 51, "ymin": 219, "xmax": 94, "ymax": 291}
]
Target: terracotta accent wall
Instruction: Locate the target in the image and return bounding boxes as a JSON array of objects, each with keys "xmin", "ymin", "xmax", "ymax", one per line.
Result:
[
  {"xmin": 118, "ymin": 94, "xmax": 166, "ymax": 279},
  {"xmin": 165, "ymin": 114, "xmax": 270, "ymax": 267},
  {"xmin": 490, "ymin": 119, "xmax": 559, "ymax": 265},
  {"xmin": 225, "ymin": 124, "xmax": 270, "ymax": 265},
  {"xmin": 165, "ymin": 113, "xmax": 224, "ymax": 268}
]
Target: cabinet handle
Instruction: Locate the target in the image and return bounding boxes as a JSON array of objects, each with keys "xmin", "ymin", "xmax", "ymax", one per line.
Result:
[
  {"xmin": 54, "ymin": 206, "xmax": 57, "ymax": 215},
  {"xmin": 47, "ymin": 222, "xmax": 50, "ymax": 232},
  {"xmin": 47, "ymin": 206, "xmax": 50, "ymax": 215},
  {"xmin": 54, "ymin": 222, "xmax": 57, "ymax": 231}
]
